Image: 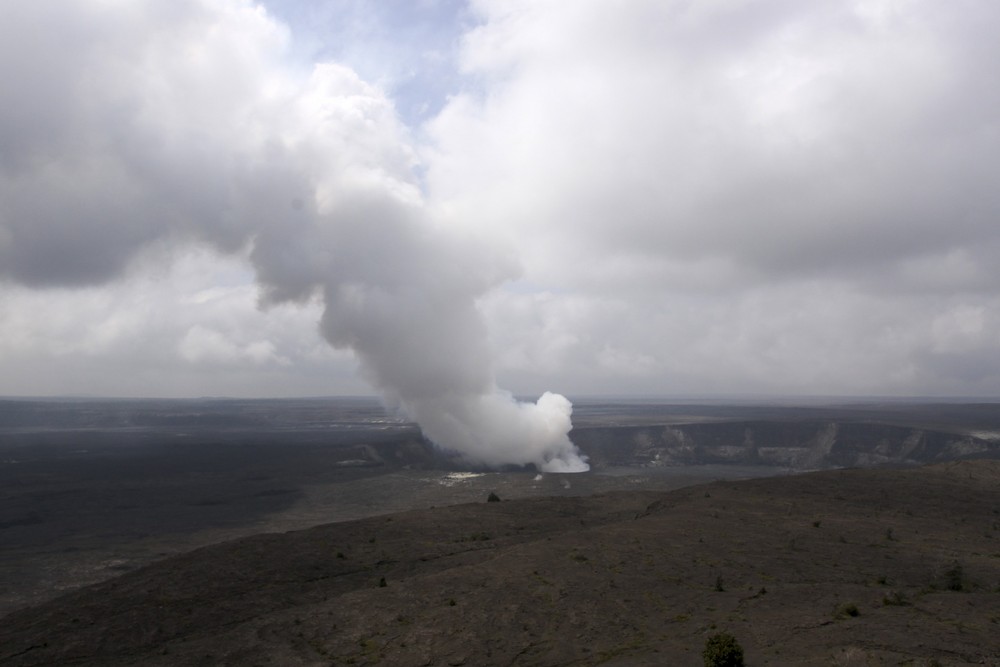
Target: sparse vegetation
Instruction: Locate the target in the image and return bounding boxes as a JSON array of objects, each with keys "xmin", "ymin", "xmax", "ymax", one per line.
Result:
[
  {"xmin": 6, "ymin": 450, "xmax": 1000, "ymax": 665},
  {"xmin": 456, "ymin": 532, "xmax": 491, "ymax": 542},
  {"xmin": 883, "ymin": 590, "xmax": 909, "ymax": 606},
  {"xmin": 702, "ymin": 632, "xmax": 744, "ymax": 666}
]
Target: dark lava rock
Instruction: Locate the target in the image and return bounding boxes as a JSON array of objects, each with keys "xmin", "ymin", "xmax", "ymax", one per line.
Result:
[{"xmin": 3, "ymin": 461, "xmax": 1000, "ymax": 666}]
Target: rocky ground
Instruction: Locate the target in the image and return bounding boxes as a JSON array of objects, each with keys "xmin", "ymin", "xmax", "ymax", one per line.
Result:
[{"xmin": 2, "ymin": 459, "xmax": 999, "ymax": 666}]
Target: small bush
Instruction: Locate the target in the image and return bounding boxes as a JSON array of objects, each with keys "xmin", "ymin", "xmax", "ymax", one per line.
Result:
[
  {"xmin": 487, "ymin": 492, "xmax": 501, "ymax": 502},
  {"xmin": 456, "ymin": 532, "xmax": 491, "ymax": 542},
  {"xmin": 702, "ymin": 632, "xmax": 744, "ymax": 667},
  {"xmin": 835, "ymin": 602, "xmax": 860, "ymax": 619},
  {"xmin": 945, "ymin": 562, "xmax": 964, "ymax": 591}
]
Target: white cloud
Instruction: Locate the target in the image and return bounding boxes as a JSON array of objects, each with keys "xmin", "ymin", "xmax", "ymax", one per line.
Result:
[
  {"xmin": 2, "ymin": 0, "xmax": 1000, "ymax": 407},
  {"xmin": 427, "ymin": 0, "xmax": 1000, "ymax": 396},
  {"xmin": 178, "ymin": 325, "xmax": 288, "ymax": 366},
  {"xmin": 431, "ymin": 1, "xmax": 999, "ymax": 280},
  {"xmin": 0, "ymin": 248, "xmax": 359, "ymax": 397}
]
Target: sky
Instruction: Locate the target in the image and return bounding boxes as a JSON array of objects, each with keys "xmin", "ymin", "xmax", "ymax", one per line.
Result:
[{"xmin": 2, "ymin": 0, "xmax": 1000, "ymax": 401}]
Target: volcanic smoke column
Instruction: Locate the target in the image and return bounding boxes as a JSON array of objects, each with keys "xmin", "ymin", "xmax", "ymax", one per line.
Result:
[
  {"xmin": 247, "ymin": 158, "xmax": 590, "ymax": 471},
  {"xmin": 0, "ymin": 0, "xmax": 588, "ymax": 473},
  {"xmin": 308, "ymin": 197, "xmax": 589, "ymax": 473},
  {"xmin": 314, "ymin": 258, "xmax": 589, "ymax": 473}
]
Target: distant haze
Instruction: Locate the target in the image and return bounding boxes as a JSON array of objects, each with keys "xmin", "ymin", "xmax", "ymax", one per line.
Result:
[{"xmin": 2, "ymin": 0, "xmax": 1000, "ymax": 414}]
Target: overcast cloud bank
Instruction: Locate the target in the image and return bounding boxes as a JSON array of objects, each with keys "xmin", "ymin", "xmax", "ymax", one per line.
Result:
[
  {"xmin": 1, "ymin": 0, "xmax": 999, "ymax": 423},
  {"xmin": 429, "ymin": 0, "xmax": 1000, "ymax": 397}
]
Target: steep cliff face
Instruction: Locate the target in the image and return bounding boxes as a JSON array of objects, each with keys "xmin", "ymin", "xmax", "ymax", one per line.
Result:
[
  {"xmin": 267, "ymin": 419, "xmax": 999, "ymax": 471},
  {"xmin": 570, "ymin": 420, "xmax": 1000, "ymax": 470}
]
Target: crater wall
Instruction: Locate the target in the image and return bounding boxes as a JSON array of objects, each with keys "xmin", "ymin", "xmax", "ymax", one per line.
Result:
[{"xmin": 570, "ymin": 420, "xmax": 999, "ymax": 470}]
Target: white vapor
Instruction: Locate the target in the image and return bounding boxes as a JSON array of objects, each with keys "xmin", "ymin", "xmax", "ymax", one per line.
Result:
[{"xmin": 0, "ymin": 1, "xmax": 587, "ymax": 472}]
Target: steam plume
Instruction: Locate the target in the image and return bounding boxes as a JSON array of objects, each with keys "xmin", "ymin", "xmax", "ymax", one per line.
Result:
[{"xmin": 0, "ymin": 1, "xmax": 588, "ymax": 472}]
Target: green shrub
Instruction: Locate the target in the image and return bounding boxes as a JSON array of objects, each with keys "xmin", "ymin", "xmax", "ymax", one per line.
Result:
[{"xmin": 702, "ymin": 632, "xmax": 744, "ymax": 667}]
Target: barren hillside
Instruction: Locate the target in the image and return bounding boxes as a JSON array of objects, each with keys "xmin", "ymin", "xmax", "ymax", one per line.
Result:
[{"xmin": 3, "ymin": 460, "xmax": 999, "ymax": 666}]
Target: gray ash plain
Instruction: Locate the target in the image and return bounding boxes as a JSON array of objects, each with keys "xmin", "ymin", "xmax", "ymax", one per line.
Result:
[
  {"xmin": 2, "ymin": 396, "xmax": 999, "ymax": 661},
  {"xmin": 0, "ymin": 397, "xmax": 802, "ymax": 616}
]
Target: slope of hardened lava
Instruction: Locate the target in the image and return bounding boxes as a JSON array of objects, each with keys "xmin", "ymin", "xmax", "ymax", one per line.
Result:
[{"xmin": 3, "ymin": 460, "xmax": 1000, "ymax": 666}]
